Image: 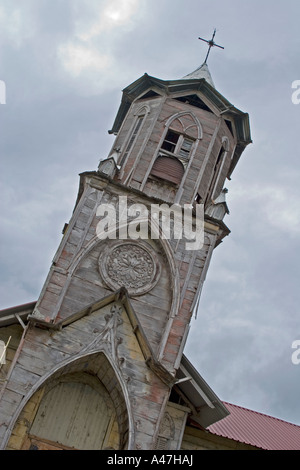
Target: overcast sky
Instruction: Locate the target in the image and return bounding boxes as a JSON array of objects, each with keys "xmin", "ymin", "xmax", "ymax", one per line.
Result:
[{"xmin": 0, "ymin": 0, "xmax": 300, "ymax": 426}]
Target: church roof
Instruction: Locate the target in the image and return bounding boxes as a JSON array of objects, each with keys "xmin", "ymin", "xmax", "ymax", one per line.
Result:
[
  {"xmin": 177, "ymin": 355, "xmax": 229, "ymax": 428},
  {"xmin": 0, "ymin": 301, "xmax": 36, "ymax": 327},
  {"xmin": 207, "ymin": 402, "xmax": 300, "ymax": 450},
  {"xmin": 182, "ymin": 63, "xmax": 215, "ymax": 88}
]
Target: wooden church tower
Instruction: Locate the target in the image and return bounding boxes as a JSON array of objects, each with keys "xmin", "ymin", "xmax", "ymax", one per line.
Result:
[{"xmin": 0, "ymin": 41, "xmax": 251, "ymax": 450}]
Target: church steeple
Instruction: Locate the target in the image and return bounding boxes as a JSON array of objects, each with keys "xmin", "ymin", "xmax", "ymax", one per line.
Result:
[
  {"xmin": 182, "ymin": 62, "xmax": 215, "ymax": 87},
  {"xmin": 182, "ymin": 29, "xmax": 224, "ymax": 87},
  {"xmin": 0, "ymin": 43, "xmax": 251, "ymax": 451},
  {"xmin": 102, "ymin": 57, "xmax": 251, "ymax": 210}
]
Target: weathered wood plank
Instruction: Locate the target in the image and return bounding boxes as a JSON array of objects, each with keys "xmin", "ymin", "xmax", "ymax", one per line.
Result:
[{"xmin": 7, "ymin": 365, "xmax": 42, "ymax": 396}]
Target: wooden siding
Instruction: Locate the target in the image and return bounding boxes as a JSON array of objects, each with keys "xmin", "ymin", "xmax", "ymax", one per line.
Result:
[
  {"xmin": 24, "ymin": 174, "xmax": 221, "ymax": 371},
  {"xmin": 2, "ymin": 299, "xmax": 172, "ymax": 450}
]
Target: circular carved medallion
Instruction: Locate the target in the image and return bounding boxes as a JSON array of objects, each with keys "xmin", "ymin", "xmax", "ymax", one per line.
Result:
[{"xmin": 99, "ymin": 241, "xmax": 161, "ymax": 296}]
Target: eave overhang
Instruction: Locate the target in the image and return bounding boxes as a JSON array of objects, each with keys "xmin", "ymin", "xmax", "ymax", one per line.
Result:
[
  {"xmin": 0, "ymin": 301, "xmax": 36, "ymax": 328},
  {"xmin": 176, "ymin": 355, "xmax": 230, "ymax": 429}
]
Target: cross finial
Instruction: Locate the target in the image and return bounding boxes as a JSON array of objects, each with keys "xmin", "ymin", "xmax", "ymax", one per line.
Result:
[{"xmin": 198, "ymin": 29, "xmax": 224, "ymax": 64}]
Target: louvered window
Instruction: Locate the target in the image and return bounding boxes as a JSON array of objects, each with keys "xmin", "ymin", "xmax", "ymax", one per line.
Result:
[
  {"xmin": 155, "ymin": 436, "xmax": 169, "ymax": 450},
  {"xmin": 179, "ymin": 138, "xmax": 193, "ymax": 161},
  {"xmin": 161, "ymin": 130, "xmax": 194, "ymax": 163}
]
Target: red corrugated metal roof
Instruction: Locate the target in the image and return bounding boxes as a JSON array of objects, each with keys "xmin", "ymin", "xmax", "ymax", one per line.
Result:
[{"xmin": 207, "ymin": 402, "xmax": 300, "ymax": 450}]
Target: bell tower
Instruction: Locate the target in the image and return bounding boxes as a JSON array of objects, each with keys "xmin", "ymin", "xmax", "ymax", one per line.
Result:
[{"xmin": 0, "ymin": 47, "xmax": 251, "ymax": 451}]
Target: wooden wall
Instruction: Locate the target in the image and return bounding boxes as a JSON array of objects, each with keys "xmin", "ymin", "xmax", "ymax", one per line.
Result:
[
  {"xmin": 1, "ymin": 300, "xmax": 172, "ymax": 450},
  {"xmin": 181, "ymin": 425, "xmax": 259, "ymax": 451}
]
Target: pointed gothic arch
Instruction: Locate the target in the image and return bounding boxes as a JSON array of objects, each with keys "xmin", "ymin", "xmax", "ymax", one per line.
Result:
[
  {"xmin": 6, "ymin": 351, "xmax": 132, "ymax": 450},
  {"xmin": 164, "ymin": 111, "xmax": 203, "ymax": 140},
  {"xmin": 143, "ymin": 111, "xmax": 203, "ymax": 194},
  {"xmin": 119, "ymin": 104, "xmax": 150, "ymax": 167}
]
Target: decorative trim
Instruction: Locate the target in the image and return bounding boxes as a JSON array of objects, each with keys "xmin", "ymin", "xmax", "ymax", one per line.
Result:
[{"xmin": 98, "ymin": 240, "xmax": 161, "ymax": 296}]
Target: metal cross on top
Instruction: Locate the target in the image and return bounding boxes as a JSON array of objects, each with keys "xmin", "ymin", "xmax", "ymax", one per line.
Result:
[{"xmin": 198, "ymin": 29, "xmax": 224, "ymax": 64}]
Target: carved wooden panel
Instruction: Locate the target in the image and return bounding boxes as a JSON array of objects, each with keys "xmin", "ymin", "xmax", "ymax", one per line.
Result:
[{"xmin": 99, "ymin": 241, "xmax": 161, "ymax": 296}]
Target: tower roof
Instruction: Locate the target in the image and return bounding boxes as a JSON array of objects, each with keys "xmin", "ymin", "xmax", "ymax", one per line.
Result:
[
  {"xmin": 182, "ymin": 29, "xmax": 224, "ymax": 87},
  {"xmin": 108, "ymin": 73, "xmax": 252, "ymax": 179},
  {"xmin": 182, "ymin": 62, "xmax": 215, "ymax": 88}
]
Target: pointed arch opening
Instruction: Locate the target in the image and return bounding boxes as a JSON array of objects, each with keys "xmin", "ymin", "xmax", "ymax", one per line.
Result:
[
  {"xmin": 141, "ymin": 111, "xmax": 202, "ymax": 193},
  {"xmin": 7, "ymin": 352, "xmax": 131, "ymax": 450},
  {"xmin": 119, "ymin": 105, "xmax": 149, "ymax": 167},
  {"xmin": 165, "ymin": 111, "xmax": 203, "ymax": 140},
  {"xmin": 148, "ymin": 112, "xmax": 202, "ymax": 184},
  {"xmin": 29, "ymin": 373, "xmax": 118, "ymax": 450}
]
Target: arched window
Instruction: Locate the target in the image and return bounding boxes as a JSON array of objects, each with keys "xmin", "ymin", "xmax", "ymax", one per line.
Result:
[
  {"xmin": 154, "ymin": 112, "xmax": 202, "ymax": 176},
  {"xmin": 150, "ymin": 155, "xmax": 185, "ymax": 185},
  {"xmin": 142, "ymin": 111, "xmax": 202, "ymax": 191}
]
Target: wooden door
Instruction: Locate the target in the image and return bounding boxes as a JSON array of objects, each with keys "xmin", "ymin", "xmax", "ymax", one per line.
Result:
[{"xmin": 25, "ymin": 380, "xmax": 117, "ymax": 450}]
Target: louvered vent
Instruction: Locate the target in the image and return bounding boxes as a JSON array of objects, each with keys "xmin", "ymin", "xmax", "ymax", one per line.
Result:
[
  {"xmin": 150, "ymin": 156, "xmax": 184, "ymax": 185},
  {"xmin": 155, "ymin": 436, "xmax": 169, "ymax": 450}
]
